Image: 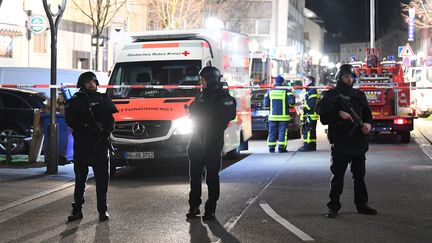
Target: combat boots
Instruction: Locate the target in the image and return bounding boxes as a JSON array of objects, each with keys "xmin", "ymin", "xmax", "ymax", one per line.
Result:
[
  {"xmin": 186, "ymin": 206, "xmax": 201, "ymax": 219},
  {"xmin": 99, "ymin": 212, "xmax": 110, "ymax": 221},
  {"xmin": 67, "ymin": 209, "xmax": 83, "ymax": 222},
  {"xmin": 356, "ymin": 205, "xmax": 378, "ymax": 215},
  {"xmin": 325, "ymin": 208, "xmax": 338, "ymax": 218},
  {"xmin": 278, "ymin": 146, "xmax": 287, "ymax": 153},
  {"xmin": 298, "ymin": 144, "xmax": 316, "ymax": 152},
  {"xmin": 202, "ymin": 202, "xmax": 216, "ymax": 220}
]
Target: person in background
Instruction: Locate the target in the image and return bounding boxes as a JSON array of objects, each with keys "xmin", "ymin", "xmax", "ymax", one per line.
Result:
[
  {"xmin": 263, "ymin": 75, "xmax": 296, "ymax": 153},
  {"xmin": 298, "ymin": 76, "xmax": 319, "ymax": 152}
]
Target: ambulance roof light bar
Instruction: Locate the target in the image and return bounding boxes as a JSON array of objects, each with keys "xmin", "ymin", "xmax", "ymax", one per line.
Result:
[{"xmin": 131, "ymin": 33, "xmax": 200, "ymax": 41}]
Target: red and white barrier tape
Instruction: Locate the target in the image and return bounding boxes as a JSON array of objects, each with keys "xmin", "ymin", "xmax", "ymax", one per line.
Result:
[{"xmin": 0, "ymin": 84, "xmax": 427, "ymax": 90}]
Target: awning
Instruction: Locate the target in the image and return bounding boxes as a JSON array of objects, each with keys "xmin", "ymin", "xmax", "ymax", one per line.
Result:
[{"xmin": 0, "ymin": 24, "xmax": 23, "ymax": 36}]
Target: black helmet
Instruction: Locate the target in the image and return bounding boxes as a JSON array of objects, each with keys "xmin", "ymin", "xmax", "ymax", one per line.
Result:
[
  {"xmin": 199, "ymin": 66, "xmax": 221, "ymax": 87},
  {"xmin": 77, "ymin": 71, "xmax": 99, "ymax": 88},
  {"xmin": 335, "ymin": 64, "xmax": 358, "ymax": 81}
]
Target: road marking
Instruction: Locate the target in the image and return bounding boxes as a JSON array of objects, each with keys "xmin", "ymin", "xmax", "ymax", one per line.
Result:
[
  {"xmin": 216, "ymin": 153, "xmax": 297, "ymax": 243},
  {"xmin": 260, "ymin": 203, "xmax": 314, "ymax": 242}
]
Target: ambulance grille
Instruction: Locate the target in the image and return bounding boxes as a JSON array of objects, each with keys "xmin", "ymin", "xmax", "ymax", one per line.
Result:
[{"xmin": 113, "ymin": 121, "xmax": 171, "ymax": 139}]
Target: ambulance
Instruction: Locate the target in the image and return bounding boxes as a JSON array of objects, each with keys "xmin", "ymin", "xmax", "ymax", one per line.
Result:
[
  {"xmin": 406, "ymin": 66, "xmax": 432, "ymax": 117},
  {"xmin": 106, "ymin": 29, "xmax": 252, "ymax": 174}
]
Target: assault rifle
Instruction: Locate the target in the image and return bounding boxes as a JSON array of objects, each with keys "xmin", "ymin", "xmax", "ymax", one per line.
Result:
[
  {"xmin": 84, "ymin": 92, "xmax": 115, "ymax": 155},
  {"xmin": 338, "ymin": 94, "xmax": 364, "ymax": 136}
]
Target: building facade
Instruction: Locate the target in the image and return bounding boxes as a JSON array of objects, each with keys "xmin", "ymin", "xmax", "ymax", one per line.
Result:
[
  {"xmin": 224, "ymin": 0, "xmax": 305, "ymax": 84},
  {"xmin": 0, "ymin": 0, "xmax": 147, "ymax": 73},
  {"xmin": 339, "ymin": 42, "xmax": 370, "ymax": 63}
]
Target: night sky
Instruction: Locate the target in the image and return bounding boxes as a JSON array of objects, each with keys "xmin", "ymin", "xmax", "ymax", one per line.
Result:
[{"xmin": 305, "ymin": 0, "xmax": 410, "ymax": 43}]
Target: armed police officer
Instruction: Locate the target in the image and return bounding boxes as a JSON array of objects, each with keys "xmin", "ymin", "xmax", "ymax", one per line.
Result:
[
  {"xmin": 316, "ymin": 64, "xmax": 377, "ymax": 218},
  {"xmin": 65, "ymin": 71, "xmax": 118, "ymax": 222},
  {"xmin": 263, "ymin": 75, "xmax": 296, "ymax": 153},
  {"xmin": 298, "ymin": 76, "xmax": 319, "ymax": 152},
  {"xmin": 186, "ymin": 66, "xmax": 236, "ymax": 220}
]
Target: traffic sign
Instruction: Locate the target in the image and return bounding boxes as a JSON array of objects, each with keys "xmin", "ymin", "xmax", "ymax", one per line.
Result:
[
  {"xmin": 398, "ymin": 46, "xmax": 404, "ymax": 57},
  {"xmin": 28, "ymin": 16, "xmax": 46, "ymax": 34},
  {"xmin": 400, "ymin": 43, "xmax": 415, "ymax": 57},
  {"xmin": 403, "ymin": 57, "xmax": 411, "ymax": 67}
]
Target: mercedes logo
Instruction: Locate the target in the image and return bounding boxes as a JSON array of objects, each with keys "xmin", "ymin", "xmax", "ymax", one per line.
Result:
[{"xmin": 132, "ymin": 122, "xmax": 146, "ymax": 136}]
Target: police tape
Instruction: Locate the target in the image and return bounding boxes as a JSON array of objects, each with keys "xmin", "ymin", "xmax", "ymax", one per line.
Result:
[{"xmin": 0, "ymin": 83, "xmax": 429, "ymax": 90}]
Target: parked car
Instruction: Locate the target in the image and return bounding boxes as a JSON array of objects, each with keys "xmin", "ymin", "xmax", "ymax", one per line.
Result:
[
  {"xmin": 250, "ymin": 89, "xmax": 301, "ymax": 139},
  {"xmin": 0, "ymin": 88, "xmax": 47, "ymax": 154}
]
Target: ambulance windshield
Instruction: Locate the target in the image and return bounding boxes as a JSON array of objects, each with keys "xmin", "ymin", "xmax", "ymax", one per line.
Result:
[{"xmin": 107, "ymin": 60, "xmax": 201, "ymax": 99}]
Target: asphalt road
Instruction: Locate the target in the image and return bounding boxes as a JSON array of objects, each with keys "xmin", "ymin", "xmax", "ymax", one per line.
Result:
[{"xmin": 1, "ymin": 126, "xmax": 431, "ymax": 242}]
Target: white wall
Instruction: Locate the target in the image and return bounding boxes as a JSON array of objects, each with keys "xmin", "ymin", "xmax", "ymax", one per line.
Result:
[{"xmin": 304, "ymin": 18, "xmax": 324, "ymax": 55}]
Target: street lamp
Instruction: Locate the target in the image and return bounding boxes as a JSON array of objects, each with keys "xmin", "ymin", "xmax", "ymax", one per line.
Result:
[{"xmin": 42, "ymin": 0, "xmax": 67, "ymax": 174}]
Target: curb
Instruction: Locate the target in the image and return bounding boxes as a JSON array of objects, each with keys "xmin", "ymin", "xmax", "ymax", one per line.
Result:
[{"xmin": 0, "ymin": 180, "xmax": 75, "ymax": 212}]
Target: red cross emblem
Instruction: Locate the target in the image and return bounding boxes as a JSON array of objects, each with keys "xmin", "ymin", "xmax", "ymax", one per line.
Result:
[{"xmin": 182, "ymin": 50, "xmax": 190, "ymax": 56}]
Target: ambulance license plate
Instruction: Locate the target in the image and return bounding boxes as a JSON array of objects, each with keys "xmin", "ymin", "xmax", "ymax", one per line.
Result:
[{"xmin": 126, "ymin": 152, "xmax": 155, "ymax": 160}]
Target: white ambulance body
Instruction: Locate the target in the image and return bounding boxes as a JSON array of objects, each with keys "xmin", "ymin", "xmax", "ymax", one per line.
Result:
[
  {"xmin": 107, "ymin": 29, "xmax": 252, "ymax": 170},
  {"xmin": 407, "ymin": 66, "xmax": 432, "ymax": 116}
]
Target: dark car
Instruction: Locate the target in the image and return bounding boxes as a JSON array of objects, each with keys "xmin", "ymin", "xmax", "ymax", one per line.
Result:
[
  {"xmin": 0, "ymin": 88, "xmax": 47, "ymax": 154},
  {"xmin": 250, "ymin": 89, "xmax": 301, "ymax": 139}
]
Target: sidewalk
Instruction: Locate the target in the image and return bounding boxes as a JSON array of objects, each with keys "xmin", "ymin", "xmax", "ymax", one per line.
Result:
[
  {"xmin": 415, "ymin": 117, "xmax": 432, "ymax": 143},
  {"xmin": 0, "ymin": 163, "xmax": 78, "ymax": 212},
  {"xmin": 2, "ymin": 118, "xmax": 432, "ymax": 213}
]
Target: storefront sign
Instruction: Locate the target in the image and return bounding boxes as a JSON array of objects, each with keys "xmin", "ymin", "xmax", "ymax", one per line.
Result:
[{"xmin": 28, "ymin": 16, "xmax": 46, "ymax": 34}]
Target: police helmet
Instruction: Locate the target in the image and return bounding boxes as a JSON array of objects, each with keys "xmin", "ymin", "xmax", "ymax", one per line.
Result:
[
  {"xmin": 199, "ymin": 66, "xmax": 221, "ymax": 86},
  {"xmin": 76, "ymin": 71, "xmax": 99, "ymax": 88},
  {"xmin": 335, "ymin": 64, "xmax": 358, "ymax": 81},
  {"xmin": 274, "ymin": 75, "xmax": 284, "ymax": 86}
]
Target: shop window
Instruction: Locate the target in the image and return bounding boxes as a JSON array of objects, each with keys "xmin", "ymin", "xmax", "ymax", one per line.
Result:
[{"xmin": 0, "ymin": 35, "xmax": 13, "ymax": 58}]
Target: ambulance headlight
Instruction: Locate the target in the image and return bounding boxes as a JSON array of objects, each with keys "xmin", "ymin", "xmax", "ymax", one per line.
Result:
[{"xmin": 173, "ymin": 116, "xmax": 193, "ymax": 135}]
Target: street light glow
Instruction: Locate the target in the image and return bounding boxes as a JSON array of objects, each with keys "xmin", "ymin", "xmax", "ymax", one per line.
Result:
[
  {"xmin": 263, "ymin": 39, "xmax": 273, "ymax": 50},
  {"xmin": 205, "ymin": 17, "xmax": 224, "ymax": 29}
]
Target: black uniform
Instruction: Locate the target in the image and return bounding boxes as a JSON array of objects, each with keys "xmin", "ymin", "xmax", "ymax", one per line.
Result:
[
  {"xmin": 187, "ymin": 80, "xmax": 236, "ymax": 219},
  {"xmin": 65, "ymin": 90, "xmax": 118, "ymax": 215},
  {"xmin": 317, "ymin": 75, "xmax": 376, "ymax": 216}
]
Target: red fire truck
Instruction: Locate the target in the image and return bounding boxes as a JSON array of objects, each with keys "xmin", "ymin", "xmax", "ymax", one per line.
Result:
[{"xmin": 350, "ymin": 48, "xmax": 414, "ymax": 143}]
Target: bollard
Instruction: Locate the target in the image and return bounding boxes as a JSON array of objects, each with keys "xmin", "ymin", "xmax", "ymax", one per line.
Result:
[{"xmin": 29, "ymin": 109, "xmax": 44, "ymax": 163}]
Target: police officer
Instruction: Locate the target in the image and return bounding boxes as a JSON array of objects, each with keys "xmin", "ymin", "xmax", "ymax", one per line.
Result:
[
  {"xmin": 263, "ymin": 75, "xmax": 296, "ymax": 153},
  {"xmin": 316, "ymin": 64, "xmax": 377, "ymax": 218},
  {"xmin": 298, "ymin": 76, "xmax": 319, "ymax": 152},
  {"xmin": 186, "ymin": 66, "xmax": 236, "ymax": 220},
  {"xmin": 65, "ymin": 71, "xmax": 118, "ymax": 222}
]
